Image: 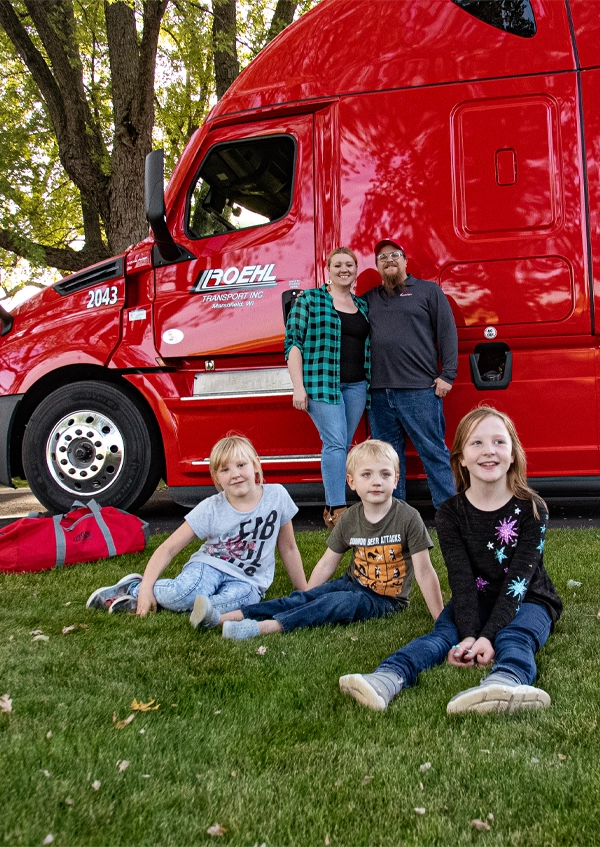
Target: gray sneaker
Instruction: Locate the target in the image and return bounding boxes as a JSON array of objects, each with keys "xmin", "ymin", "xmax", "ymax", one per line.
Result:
[
  {"xmin": 86, "ymin": 573, "xmax": 143, "ymax": 610},
  {"xmin": 189, "ymin": 595, "xmax": 220, "ymax": 630},
  {"xmin": 447, "ymin": 680, "xmax": 551, "ymax": 715},
  {"xmin": 108, "ymin": 594, "xmax": 137, "ymax": 614},
  {"xmin": 339, "ymin": 671, "xmax": 404, "ymax": 712}
]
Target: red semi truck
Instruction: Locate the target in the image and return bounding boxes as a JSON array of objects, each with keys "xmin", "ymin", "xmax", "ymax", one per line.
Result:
[{"xmin": 0, "ymin": 0, "xmax": 599, "ymax": 514}]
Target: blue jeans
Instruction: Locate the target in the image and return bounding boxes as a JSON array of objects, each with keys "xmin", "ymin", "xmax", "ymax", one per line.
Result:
[
  {"xmin": 129, "ymin": 560, "xmax": 261, "ymax": 613},
  {"xmin": 241, "ymin": 574, "xmax": 403, "ymax": 633},
  {"xmin": 308, "ymin": 381, "xmax": 368, "ymax": 505},
  {"xmin": 378, "ymin": 601, "xmax": 552, "ymax": 687},
  {"xmin": 368, "ymin": 387, "xmax": 455, "ymax": 508}
]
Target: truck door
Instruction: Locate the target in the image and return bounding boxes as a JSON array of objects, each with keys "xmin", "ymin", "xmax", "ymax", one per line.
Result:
[{"xmin": 152, "ymin": 115, "xmax": 320, "ymax": 480}]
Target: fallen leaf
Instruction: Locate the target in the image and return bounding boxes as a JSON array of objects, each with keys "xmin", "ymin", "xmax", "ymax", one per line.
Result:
[
  {"xmin": 62, "ymin": 625, "xmax": 76, "ymax": 634},
  {"xmin": 487, "ymin": 813, "xmax": 494, "ymax": 821},
  {"xmin": 566, "ymin": 579, "xmax": 582, "ymax": 589},
  {"xmin": 29, "ymin": 629, "xmax": 43, "ymax": 636},
  {"xmin": 32, "ymin": 635, "xmax": 49, "ymax": 642},
  {"xmin": 557, "ymin": 753, "xmax": 567, "ymax": 761},
  {"xmin": 419, "ymin": 762, "xmax": 432, "ymax": 772},
  {"xmin": 419, "ymin": 781, "xmax": 424, "ymax": 790},
  {"xmin": 361, "ymin": 775, "xmax": 373, "ymax": 786},
  {"xmin": 325, "ymin": 835, "xmax": 331, "ymax": 846},
  {"xmin": 112, "ymin": 712, "xmax": 117, "ymax": 723},
  {"xmin": 414, "ymin": 807, "xmax": 426, "ymax": 815},
  {"xmin": 8, "ymin": 635, "xmax": 13, "ymax": 642},
  {"xmin": 114, "ymin": 713, "xmax": 135, "ymax": 729},
  {"xmin": 230, "ymin": 771, "xmax": 237, "ymax": 777},
  {"xmin": 42, "ymin": 835, "xmax": 54, "ymax": 845},
  {"xmin": 79, "ymin": 623, "xmax": 89, "ymax": 629},
  {"xmin": 281, "ymin": 651, "xmax": 286, "ymax": 655},
  {"xmin": 479, "ymin": 749, "xmax": 490, "ymax": 754},
  {"xmin": 139, "ymin": 728, "xmax": 146, "ymax": 734},
  {"xmin": 141, "ymin": 774, "xmax": 150, "ymax": 778},
  {"xmin": 0, "ymin": 694, "xmax": 12, "ymax": 714},
  {"xmin": 64, "ymin": 602, "xmax": 71, "ymax": 606},
  {"xmin": 46, "ymin": 731, "xmax": 52, "ymax": 739},
  {"xmin": 117, "ymin": 760, "xmax": 130, "ymax": 772},
  {"xmin": 348, "ymin": 803, "xmax": 355, "ymax": 811},
  {"xmin": 531, "ymin": 757, "xmax": 539, "ymax": 764},
  {"xmin": 597, "ymin": 609, "xmax": 600, "ymax": 619},
  {"xmin": 206, "ymin": 823, "xmax": 227, "ymax": 836},
  {"xmin": 41, "ymin": 769, "xmax": 51, "ymax": 778},
  {"xmin": 131, "ymin": 698, "xmax": 159, "ymax": 711},
  {"xmin": 256, "ymin": 645, "xmax": 267, "ymax": 655},
  {"xmin": 214, "ymin": 710, "xmax": 222, "ymax": 715},
  {"xmin": 470, "ymin": 819, "xmax": 491, "ymax": 831},
  {"xmin": 92, "ymin": 780, "xmax": 101, "ymax": 791},
  {"xmin": 350, "ymin": 636, "xmax": 358, "ymax": 642},
  {"xmin": 65, "ymin": 797, "xmax": 74, "ymax": 806}
]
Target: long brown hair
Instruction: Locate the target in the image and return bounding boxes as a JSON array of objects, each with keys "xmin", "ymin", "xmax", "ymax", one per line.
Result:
[{"xmin": 450, "ymin": 406, "xmax": 545, "ymax": 517}]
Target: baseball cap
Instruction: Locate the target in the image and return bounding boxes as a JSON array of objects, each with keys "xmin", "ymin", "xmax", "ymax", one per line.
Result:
[{"xmin": 374, "ymin": 239, "xmax": 405, "ymax": 257}]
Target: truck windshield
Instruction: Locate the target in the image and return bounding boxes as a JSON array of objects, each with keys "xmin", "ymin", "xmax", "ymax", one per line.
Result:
[
  {"xmin": 187, "ymin": 135, "xmax": 295, "ymax": 239},
  {"xmin": 452, "ymin": 0, "xmax": 536, "ymax": 37}
]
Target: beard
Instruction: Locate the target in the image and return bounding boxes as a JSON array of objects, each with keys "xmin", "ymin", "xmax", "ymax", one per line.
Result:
[{"xmin": 381, "ymin": 265, "xmax": 406, "ymax": 294}]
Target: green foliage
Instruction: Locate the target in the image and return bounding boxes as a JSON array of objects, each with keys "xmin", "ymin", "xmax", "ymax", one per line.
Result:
[
  {"xmin": 0, "ymin": 0, "xmax": 321, "ymax": 292},
  {"xmin": 1, "ymin": 528, "xmax": 599, "ymax": 845}
]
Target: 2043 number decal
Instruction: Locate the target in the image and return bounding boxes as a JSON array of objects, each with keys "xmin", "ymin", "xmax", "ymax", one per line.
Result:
[{"xmin": 86, "ymin": 285, "xmax": 119, "ymax": 309}]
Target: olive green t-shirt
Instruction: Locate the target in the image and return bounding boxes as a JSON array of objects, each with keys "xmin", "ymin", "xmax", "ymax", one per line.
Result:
[{"xmin": 328, "ymin": 499, "xmax": 433, "ymax": 604}]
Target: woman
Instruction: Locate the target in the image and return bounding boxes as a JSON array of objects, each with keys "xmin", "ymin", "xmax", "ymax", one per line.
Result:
[{"xmin": 285, "ymin": 247, "xmax": 370, "ymax": 528}]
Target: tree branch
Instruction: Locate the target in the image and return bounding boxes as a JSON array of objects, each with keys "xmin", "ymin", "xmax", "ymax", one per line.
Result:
[{"xmin": 0, "ymin": 227, "xmax": 109, "ymax": 274}]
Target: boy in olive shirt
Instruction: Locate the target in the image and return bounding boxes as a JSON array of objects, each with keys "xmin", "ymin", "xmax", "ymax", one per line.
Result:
[{"xmin": 190, "ymin": 440, "xmax": 443, "ymax": 639}]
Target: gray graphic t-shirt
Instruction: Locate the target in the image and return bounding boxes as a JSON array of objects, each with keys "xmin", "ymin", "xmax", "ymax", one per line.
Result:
[
  {"xmin": 185, "ymin": 484, "xmax": 298, "ymax": 595},
  {"xmin": 328, "ymin": 499, "xmax": 432, "ymax": 603}
]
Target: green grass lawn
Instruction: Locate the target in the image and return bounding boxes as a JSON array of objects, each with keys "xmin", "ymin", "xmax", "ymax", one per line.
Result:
[{"xmin": 1, "ymin": 528, "xmax": 599, "ymax": 847}]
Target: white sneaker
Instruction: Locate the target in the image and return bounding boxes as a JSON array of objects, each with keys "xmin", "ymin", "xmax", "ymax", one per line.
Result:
[{"xmin": 447, "ymin": 682, "xmax": 551, "ymax": 715}]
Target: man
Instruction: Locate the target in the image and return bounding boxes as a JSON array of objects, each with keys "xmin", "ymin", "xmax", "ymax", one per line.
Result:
[{"xmin": 362, "ymin": 238, "xmax": 458, "ymax": 508}]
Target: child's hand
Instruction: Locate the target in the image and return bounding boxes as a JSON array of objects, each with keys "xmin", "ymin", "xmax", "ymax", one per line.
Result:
[
  {"xmin": 447, "ymin": 638, "xmax": 476, "ymax": 667},
  {"xmin": 136, "ymin": 582, "xmax": 157, "ymax": 616},
  {"xmin": 470, "ymin": 636, "xmax": 494, "ymax": 666}
]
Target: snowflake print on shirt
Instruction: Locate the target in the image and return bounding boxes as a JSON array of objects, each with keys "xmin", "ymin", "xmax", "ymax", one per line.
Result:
[
  {"xmin": 507, "ymin": 577, "xmax": 528, "ymax": 600},
  {"xmin": 496, "ymin": 516, "xmax": 518, "ymax": 545},
  {"xmin": 495, "ymin": 547, "xmax": 508, "ymax": 564}
]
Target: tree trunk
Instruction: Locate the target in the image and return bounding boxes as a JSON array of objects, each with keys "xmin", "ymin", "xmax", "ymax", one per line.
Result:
[
  {"xmin": 212, "ymin": 0, "xmax": 239, "ymax": 100},
  {"xmin": 267, "ymin": 0, "xmax": 300, "ymax": 42}
]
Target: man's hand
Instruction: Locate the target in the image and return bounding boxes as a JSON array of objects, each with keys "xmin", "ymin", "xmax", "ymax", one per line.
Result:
[{"xmin": 433, "ymin": 377, "xmax": 452, "ymax": 398}]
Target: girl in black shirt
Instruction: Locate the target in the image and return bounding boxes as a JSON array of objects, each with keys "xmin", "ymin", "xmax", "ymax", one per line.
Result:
[{"xmin": 339, "ymin": 405, "xmax": 562, "ymax": 714}]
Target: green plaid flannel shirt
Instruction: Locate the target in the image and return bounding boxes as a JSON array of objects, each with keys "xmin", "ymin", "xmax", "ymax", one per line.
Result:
[{"xmin": 284, "ymin": 286, "xmax": 370, "ymax": 404}]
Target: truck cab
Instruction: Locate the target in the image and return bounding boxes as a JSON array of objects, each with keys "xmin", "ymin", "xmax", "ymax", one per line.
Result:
[{"xmin": 0, "ymin": 0, "xmax": 598, "ymax": 513}]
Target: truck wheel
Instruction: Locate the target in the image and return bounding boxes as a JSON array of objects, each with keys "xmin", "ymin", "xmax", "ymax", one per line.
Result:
[{"xmin": 22, "ymin": 381, "xmax": 163, "ymax": 514}]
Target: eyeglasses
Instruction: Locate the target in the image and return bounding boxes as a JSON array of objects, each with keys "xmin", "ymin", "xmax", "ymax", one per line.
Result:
[{"xmin": 376, "ymin": 251, "xmax": 405, "ymax": 262}]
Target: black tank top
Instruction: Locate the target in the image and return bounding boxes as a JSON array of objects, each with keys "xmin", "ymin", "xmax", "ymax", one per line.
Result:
[{"xmin": 336, "ymin": 309, "xmax": 369, "ymax": 383}]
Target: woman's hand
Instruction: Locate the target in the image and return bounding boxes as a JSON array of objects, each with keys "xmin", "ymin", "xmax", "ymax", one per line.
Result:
[
  {"xmin": 292, "ymin": 387, "xmax": 309, "ymax": 411},
  {"xmin": 447, "ymin": 637, "xmax": 477, "ymax": 667},
  {"xmin": 136, "ymin": 581, "xmax": 157, "ymax": 616}
]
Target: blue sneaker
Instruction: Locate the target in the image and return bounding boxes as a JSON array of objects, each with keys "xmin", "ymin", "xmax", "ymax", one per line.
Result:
[{"xmin": 86, "ymin": 573, "xmax": 142, "ymax": 610}]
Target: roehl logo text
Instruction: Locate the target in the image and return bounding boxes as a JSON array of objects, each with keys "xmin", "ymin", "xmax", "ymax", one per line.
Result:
[{"xmin": 191, "ymin": 264, "xmax": 278, "ymax": 293}]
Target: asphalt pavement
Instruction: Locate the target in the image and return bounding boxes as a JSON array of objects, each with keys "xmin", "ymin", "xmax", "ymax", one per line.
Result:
[{"xmin": 1, "ymin": 486, "xmax": 600, "ymax": 533}]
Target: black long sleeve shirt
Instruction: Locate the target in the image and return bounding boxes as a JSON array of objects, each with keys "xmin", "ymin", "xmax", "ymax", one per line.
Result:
[{"xmin": 436, "ymin": 493, "xmax": 562, "ymax": 643}]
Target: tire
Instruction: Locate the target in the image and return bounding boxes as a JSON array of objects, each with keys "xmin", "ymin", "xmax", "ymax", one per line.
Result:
[{"xmin": 22, "ymin": 381, "xmax": 163, "ymax": 514}]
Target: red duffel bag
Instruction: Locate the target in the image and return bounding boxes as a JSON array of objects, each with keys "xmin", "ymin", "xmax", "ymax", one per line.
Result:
[{"xmin": 0, "ymin": 499, "xmax": 149, "ymax": 573}]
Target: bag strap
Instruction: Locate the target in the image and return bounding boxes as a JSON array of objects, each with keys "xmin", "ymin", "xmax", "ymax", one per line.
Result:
[
  {"xmin": 71, "ymin": 499, "xmax": 117, "ymax": 558},
  {"xmin": 53, "ymin": 514, "xmax": 67, "ymax": 568}
]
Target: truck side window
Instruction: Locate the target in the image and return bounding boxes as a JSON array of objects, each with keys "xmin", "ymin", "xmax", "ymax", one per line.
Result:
[
  {"xmin": 187, "ymin": 135, "xmax": 296, "ymax": 239},
  {"xmin": 452, "ymin": 0, "xmax": 536, "ymax": 37}
]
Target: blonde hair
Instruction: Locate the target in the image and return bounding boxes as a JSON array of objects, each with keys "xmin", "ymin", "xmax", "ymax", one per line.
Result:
[
  {"xmin": 346, "ymin": 439, "xmax": 399, "ymax": 478},
  {"xmin": 209, "ymin": 434, "xmax": 263, "ymax": 487},
  {"xmin": 326, "ymin": 246, "xmax": 358, "ymax": 269},
  {"xmin": 450, "ymin": 406, "xmax": 544, "ymax": 517}
]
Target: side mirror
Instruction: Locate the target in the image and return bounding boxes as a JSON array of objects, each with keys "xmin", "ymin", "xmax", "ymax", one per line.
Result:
[{"xmin": 145, "ymin": 150, "xmax": 181, "ymax": 262}]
